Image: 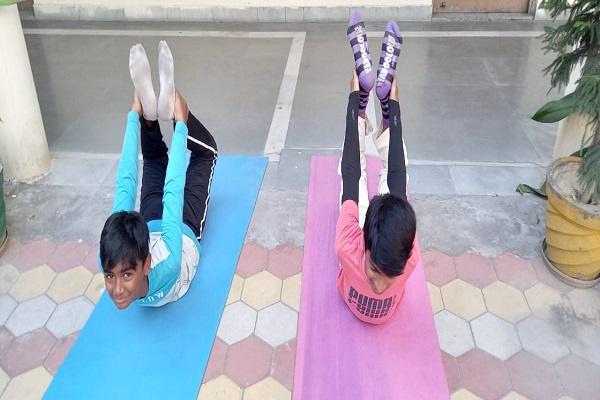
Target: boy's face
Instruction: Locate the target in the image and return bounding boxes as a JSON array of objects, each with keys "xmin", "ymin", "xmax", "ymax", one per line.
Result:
[
  {"xmin": 364, "ymin": 250, "xmax": 396, "ymax": 294},
  {"xmin": 103, "ymin": 256, "xmax": 151, "ymax": 309}
]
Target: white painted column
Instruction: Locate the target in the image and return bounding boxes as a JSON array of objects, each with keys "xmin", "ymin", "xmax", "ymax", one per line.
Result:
[{"xmin": 0, "ymin": 4, "xmax": 51, "ymax": 180}]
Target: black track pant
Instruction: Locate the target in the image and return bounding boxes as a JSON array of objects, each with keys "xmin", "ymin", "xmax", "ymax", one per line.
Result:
[
  {"xmin": 341, "ymin": 91, "xmax": 407, "ymax": 203},
  {"xmin": 139, "ymin": 112, "xmax": 218, "ymax": 239}
]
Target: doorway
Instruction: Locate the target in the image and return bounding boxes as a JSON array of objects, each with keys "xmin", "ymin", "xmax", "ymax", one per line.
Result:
[{"xmin": 433, "ymin": 0, "xmax": 531, "ymax": 13}]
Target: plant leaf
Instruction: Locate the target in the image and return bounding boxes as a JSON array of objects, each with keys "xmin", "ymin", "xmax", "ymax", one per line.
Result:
[
  {"xmin": 532, "ymin": 92, "xmax": 577, "ymax": 123},
  {"xmin": 516, "ymin": 182, "xmax": 548, "ymax": 199},
  {"xmin": 0, "ymin": 0, "xmax": 24, "ymax": 5}
]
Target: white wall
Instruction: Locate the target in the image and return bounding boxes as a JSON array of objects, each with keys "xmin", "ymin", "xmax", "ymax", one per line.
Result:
[
  {"xmin": 33, "ymin": 0, "xmax": 433, "ymax": 21},
  {"xmin": 35, "ymin": 0, "xmax": 430, "ymax": 6}
]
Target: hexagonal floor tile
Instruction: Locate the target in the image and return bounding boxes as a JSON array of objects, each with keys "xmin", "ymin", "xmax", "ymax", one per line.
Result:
[
  {"xmin": 46, "ymin": 240, "xmax": 91, "ymax": 273},
  {"xmin": 517, "ymin": 317, "xmax": 570, "ymax": 363},
  {"xmin": 198, "ymin": 375, "xmax": 242, "ymax": 400},
  {"xmin": 267, "ymin": 244, "xmax": 303, "ymax": 279},
  {"xmin": 46, "ymin": 297, "xmax": 93, "ymax": 338},
  {"xmin": 84, "ymin": 273, "xmax": 105, "ymax": 304},
  {"xmin": 272, "ymin": 339, "xmax": 296, "ymax": 390},
  {"xmin": 501, "ymin": 392, "xmax": 530, "ymax": 400},
  {"xmin": 442, "ymin": 351, "xmax": 461, "ymax": 394},
  {"xmin": 483, "ymin": 281, "xmax": 530, "ymax": 323},
  {"xmin": 567, "ymin": 288, "xmax": 600, "ymax": 327},
  {"xmin": 565, "ymin": 319, "xmax": 600, "ymax": 367},
  {"xmin": 47, "ymin": 266, "xmax": 93, "ymax": 303},
  {"xmin": 457, "ymin": 349, "xmax": 512, "ymax": 400},
  {"xmin": 0, "ymin": 366, "xmax": 52, "ymax": 400},
  {"xmin": 441, "ymin": 280, "xmax": 486, "ymax": 321},
  {"xmin": 525, "ymin": 283, "xmax": 574, "ymax": 323},
  {"xmin": 451, "ymin": 388, "xmax": 482, "ymax": 400},
  {"xmin": 243, "ymin": 377, "xmax": 291, "ymax": 400},
  {"xmin": 225, "ymin": 335, "xmax": 272, "ymax": 388},
  {"xmin": 0, "ymin": 294, "xmax": 17, "ymax": 325},
  {"xmin": 241, "ymin": 271, "xmax": 282, "ymax": 310},
  {"xmin": 227, "ymin": 275, "xmax": 244, "ymax": 306},
  {"xmin": 530, "ymin": 256, "xmax": 573, "ymax": 293},
  {"xmin": 5, "ymin": 295, "xmax": 56, "ymax": 336},
  {"xmin": 471, "ymin": 313, "xmax": 521, "ymax": 361},
  {"xmin": 0, "ymin": 327, "xmax": 15, "ymax": 358},
  {"xmin": 8, "ymin": 265, "xmax": 55, "ymax": 302},
  {"xmin": 236, "ymin": 242, "xmax": 268, "ymax": 279},
  {"xmin": 554, "ymin": 354, "xmax": 600, "ymax": 400},
  {"xmin": 0, "ymin": 239, "xmax": 21, "ymax": 265},
  {"xmin": 255, "ymin": 303, "xmax": 298, "ymax": 347},
  {"xmin": 0, "ymin": 328, "xmax": 56, "ymax": 377},
  {"xmin": 217, "ymin": 301, "xmax": 257, "ymax": 345},
  {"xmin": 493, "ymin": 254, "xmax": 537, "ymax": 291},
  {"xmin": 454, "ymin": 252, "xmax": 497, "ymax": 288},
  {"xmin": 505, "ymin": 351, "xmax": 563, "ymax": 400},
  {"xmin": 0, "ymin": 264, "xmax": 19, "ymax": 294},
  {"xmin": 423, "ymin": 249, "xmax": 456, "ymax": 287},
  {"xmin": 434, "ymin": 310, "xmax": 475, "ymax": 357},
  {"xmin": 81, "ymin": 244, "xmax": 100, "ymax": 273},
  {"xmin": 44, "ymin": 332, "xmax": 79, "ymax": 374},
  {"xmin": 0, "ymin": 368, "xmax": 8, "ymax": 395},
  {"xmin": 203, "ymin": 338, "xmax": 228, "ymax": 383},
  {"xmin": 427, "ymin": 282, "xmax": 444, "ymax": 314},
  {"xmin": 12, "ymin": 239, "xmax": 56, "ymax": 271},
  {"xmin": 281, "ymin": 273, "xmax": 301, "ymax": 311}
]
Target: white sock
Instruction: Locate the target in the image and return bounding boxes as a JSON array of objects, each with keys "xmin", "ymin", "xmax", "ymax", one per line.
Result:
[
  {"xmin": 157, "ymin": 41, "xmax": 175, "ymax": 121},
  {"xmin": 129, "ymin": 44, "xmax": 157, "ymax": 121}
]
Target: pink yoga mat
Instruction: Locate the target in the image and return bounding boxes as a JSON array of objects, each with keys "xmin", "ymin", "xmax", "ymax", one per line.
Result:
[{"xmin": 293, "ymin": 156, "xmax": 449, "ymax": 400}]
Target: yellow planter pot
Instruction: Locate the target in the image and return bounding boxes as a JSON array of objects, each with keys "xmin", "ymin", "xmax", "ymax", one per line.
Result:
[{"xmin": 546, "ymin": 157, "xmax": 600, "ymax": 281}]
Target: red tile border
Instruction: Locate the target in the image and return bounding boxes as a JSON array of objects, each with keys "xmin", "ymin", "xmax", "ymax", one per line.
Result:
[
  {"xmin": 493, "ymin": 253, "xmax": 538, "ymax": 291},
  {"xmin": 554, "ymin": 354, "xmax": 600, "ymax": 400},
  {"xmin": 225, "ymin": 335, "xmax": 273, "ymax": 388},
  {"xmin": 1, "ymin": 328, "xmax": 56, "ymax": 377},
  {"xmin": 530, "ymin": 256, "xmax": 573, "ymax": 293},
  {"xmin": 44, "ymin": 332, "xmax": 79, "ymax": 375},
  {"xmin": 13, "ymin": 239, "xmax": 57, "ymax": 271},
  {"xmin": 423, "ymin": 249, "xmax": 457, "ymax": 287},
  {"xmin": 46, "ymin": 241, "xmax": 91, "ymax": 273},
  {"xmin": 82, "ymin": 244, "xmax": 100, "ymax": 273},
  {"xmin": 267, "ymin": 244, "xmax": 303, "ymax": 279},
  {"xmin": 203, "ymin": 338, "xmax": 228, "ymax": 383},
  {"xmin": 0, "ymin": 327, "xmax": 15, "ymax": 359},
  {"xmin": 457, "ymin": 349, "xmax": 512, "ymax": 399},
  {"xmin": 505, "ymin": 351, "xmax": 562, "ymax": 400},
  {"xmin": 271, "ymin": 338, "xmax": 297, "ymax": 390},
  {"xmin": 441, "ymin": 351, "xmax": 461, "ymax": 394},
  {"xmin": 454, "ymin": 252, "xmax": 497, "ymax": 289},
  {"xmin": 236, "ymin": 242, "xmax": 268, "ymax": 279},
  {"xmin": 0, "ymin": 238, "xmax": 22, "ymax": 266}
]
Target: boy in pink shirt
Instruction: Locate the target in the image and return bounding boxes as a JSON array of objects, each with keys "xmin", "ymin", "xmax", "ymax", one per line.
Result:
[{"xmin": 336, "ymin": 15, "xmax": 417, "ymax": 325}]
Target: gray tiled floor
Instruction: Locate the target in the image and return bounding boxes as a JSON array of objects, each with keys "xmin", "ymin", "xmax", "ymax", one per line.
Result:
[{"xmin": 26, "ymin": 34, "xmax": 290, "ymax": 154}]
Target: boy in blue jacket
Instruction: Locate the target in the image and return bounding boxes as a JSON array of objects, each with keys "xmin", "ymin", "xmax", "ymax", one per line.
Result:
[{"xmin": 100, "ymin": 42, "xmax": 217, "ymax": 309}]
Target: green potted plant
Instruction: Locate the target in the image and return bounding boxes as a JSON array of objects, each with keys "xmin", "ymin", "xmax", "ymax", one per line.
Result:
[{"xmin": 533, "ymin": 0, "xmax": 600, "ymax": 286}]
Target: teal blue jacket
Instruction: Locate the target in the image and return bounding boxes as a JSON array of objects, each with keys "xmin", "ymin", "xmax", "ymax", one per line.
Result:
[{"xmin": 111, "ymin": 112, "xmax": 201, "ymax": 306}]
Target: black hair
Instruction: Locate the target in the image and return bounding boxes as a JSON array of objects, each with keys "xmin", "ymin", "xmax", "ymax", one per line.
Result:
[
  {"xmin": 363, "ymin": 193, "xmax": 416, "ymax": 277},
  {"xmin": 99, "ymin": 211, "xmax": 149, "ymax": 272}
]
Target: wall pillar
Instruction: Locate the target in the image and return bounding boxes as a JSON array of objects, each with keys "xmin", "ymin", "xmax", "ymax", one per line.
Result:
[{"xmin": 0, "ymin": 4, "xmax": 51, "ymax": 181}]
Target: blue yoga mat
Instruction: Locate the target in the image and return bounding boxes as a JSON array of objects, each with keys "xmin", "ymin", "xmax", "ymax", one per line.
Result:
[{"xmin": 44, "ymin": 156, "xmax": 267, "ymax": 400}]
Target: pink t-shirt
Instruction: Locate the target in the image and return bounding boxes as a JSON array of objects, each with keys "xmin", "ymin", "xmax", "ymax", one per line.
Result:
[{"xmin": 335, "ymin": 200, "xmax": 418, "ymax": 325}]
